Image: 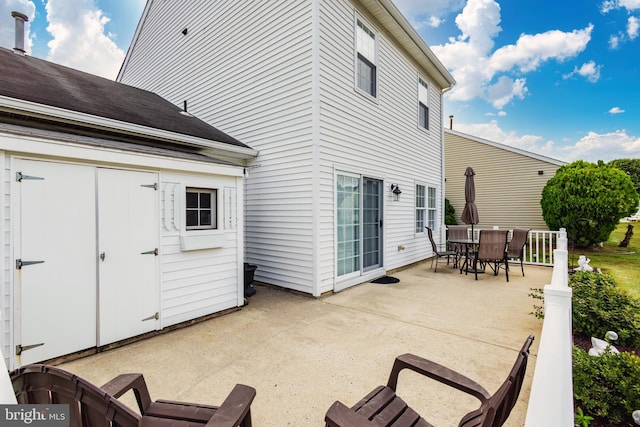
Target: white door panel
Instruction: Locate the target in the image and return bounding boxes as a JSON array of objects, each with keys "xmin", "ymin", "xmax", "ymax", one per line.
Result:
[
  {"xmin": 16, "ymin": 159, "xmax": 97, "ymax": 365},
  {"xmin": 97, "ymin": 168, "xmax": 158, "ymax": 346}
]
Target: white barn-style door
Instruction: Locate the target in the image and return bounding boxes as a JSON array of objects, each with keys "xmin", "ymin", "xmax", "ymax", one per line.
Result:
[
  {"xmin": 15, "ymin": 159, "xmax": 97, "ymax": 365},
  {"xmin": 97, "ymin": 168, "xmax": 159, "ymax": 346}
]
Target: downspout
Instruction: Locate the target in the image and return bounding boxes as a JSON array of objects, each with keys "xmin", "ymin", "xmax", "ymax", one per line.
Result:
[{"xmin": 440, "ymin": 85, "xmax": 453, "ymax": 243}]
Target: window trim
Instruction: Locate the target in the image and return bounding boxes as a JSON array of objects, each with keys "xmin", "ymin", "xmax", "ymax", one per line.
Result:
[
  {"xmin": 185, "ymin": 187, "xmax": 218, "ymax": 231},
  {"xmin": 354, "ymin": 15, "xmax": 378, "ymax": 100},
  {"xmin": 415, "ymin": 184, "xmax": 426, "ymax": 234},
  {"xmin": 418, "ymin": 78, "xmax": 430, "ymax": 131}
]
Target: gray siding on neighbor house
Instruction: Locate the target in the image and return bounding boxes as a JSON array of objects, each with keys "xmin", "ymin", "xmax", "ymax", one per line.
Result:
[{"xmin": 445, "ymin": 130, "xmax": 565, "ymax": 231}]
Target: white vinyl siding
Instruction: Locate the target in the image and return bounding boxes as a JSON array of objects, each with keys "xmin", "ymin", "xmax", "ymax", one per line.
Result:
[
  {"xmin": 317, "ymin": 0, "xmax": 445, "ymax": 285},
  {"xmin": 120, "ymin": 1, "xmax": 316, "ymax": 294},
  {"xmin": 0, "ymin": 133, "xmax": 245, "ymax": 367},
  {"xmin": 120, "ymin": 0, "xmax": 449, "ymax": 295}
]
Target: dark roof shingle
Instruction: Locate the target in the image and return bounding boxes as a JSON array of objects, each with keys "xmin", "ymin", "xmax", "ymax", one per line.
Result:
[{"xmin": 0, "ymin": 47, "xmax": 249, "ymax": 149}]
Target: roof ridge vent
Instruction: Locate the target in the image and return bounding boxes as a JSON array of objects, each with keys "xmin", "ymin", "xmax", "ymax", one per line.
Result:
[{"xmin": 11, "ymin": 11, "xmax": 29, "ymax": 55}]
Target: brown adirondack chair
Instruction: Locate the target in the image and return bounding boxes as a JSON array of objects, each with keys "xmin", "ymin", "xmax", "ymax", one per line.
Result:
[
  {"xmin": 11, "ymin": 364, "xmax": 256, "ymax": 427},
  {"xmin": 325, "ymin": 335, "xmax": 534, "ymax": 427}
]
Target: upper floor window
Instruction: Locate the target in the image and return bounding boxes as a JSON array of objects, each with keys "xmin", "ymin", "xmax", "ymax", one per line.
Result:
[
  {"xmin": 356, "ymin": 18, "xmax": 377, "ymax": 98},
  {"xmin": 186, "ymin": 187, "xmax": 217, "ymax": 230},
  {"xmin": 418, "ymin": 78, "xmax": 429, "ymax": 130}
]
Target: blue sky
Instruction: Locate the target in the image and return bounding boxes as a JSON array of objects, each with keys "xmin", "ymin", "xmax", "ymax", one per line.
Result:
[{"xmin": 0, "ymin": 0, "xmax": 638, "ymax": 164}]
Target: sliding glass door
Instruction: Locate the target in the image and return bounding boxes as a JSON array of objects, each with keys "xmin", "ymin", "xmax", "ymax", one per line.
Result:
[{"xmin": 337, "ymin": 174, "xmax": 383, "ymax": 277}]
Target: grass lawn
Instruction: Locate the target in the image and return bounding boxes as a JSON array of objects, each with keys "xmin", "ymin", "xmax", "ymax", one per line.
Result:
[{"xmin": 573, "ymin": 221, "xmax": 640, "ymax": 298}]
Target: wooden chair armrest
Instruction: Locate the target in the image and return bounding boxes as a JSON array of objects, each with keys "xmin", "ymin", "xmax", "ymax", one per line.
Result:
[
  {"xmin": 325, "ymin": 401, "xmax": 377, "ymax": 427},
  {"xmin": 101, "ymin": 373, "xmax": 153, "ymax": 413},
  {"xmin": 206, "ymin": 384, "xmax": 256, "ymax": 427},
  {"xmin": 387, "ymin": 353, "xmax": 491, "ymax": 402}
]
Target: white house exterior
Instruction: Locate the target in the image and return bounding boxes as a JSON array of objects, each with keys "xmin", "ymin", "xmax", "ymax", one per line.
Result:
[
  {"xmin": 119, "ymin": 0, "xmax": 455, "ymax": 296},
  {"xmin": 0, "ymin": 47, "xmax": 257, "ymax": 368}
]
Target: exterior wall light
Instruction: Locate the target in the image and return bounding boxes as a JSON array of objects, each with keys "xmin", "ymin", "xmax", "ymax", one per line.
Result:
[{"xmin": 390, "ymin": 184, "xmax": 402, "ymax": 201}]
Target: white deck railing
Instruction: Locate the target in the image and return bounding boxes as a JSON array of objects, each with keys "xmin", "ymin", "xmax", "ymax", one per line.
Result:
[
  {"xmin": 524, "ymin": 228, "xmax": 573, "ymax": 426},
  {"xmin": 463, "ymin": 228, "xmax": 561, "ymax": 266}
]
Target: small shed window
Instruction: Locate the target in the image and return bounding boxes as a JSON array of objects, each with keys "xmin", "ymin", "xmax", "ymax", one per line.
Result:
[{"xmin": 186, "ymin": 188, "xmax": 217, "ymax": 230}]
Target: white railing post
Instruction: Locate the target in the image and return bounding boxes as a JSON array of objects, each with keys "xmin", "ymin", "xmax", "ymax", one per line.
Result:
[{"xmin": 525, "ymin": 228, "xmax": 573, "ymax": 427}]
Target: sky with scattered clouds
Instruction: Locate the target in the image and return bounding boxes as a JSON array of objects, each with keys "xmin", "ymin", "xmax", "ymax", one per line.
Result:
[{"xmin": 0, "ymin": 0, "xmax": 638, "ymax": 164}]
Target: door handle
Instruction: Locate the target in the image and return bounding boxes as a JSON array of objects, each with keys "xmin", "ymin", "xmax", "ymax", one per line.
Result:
[{"xmin": 100, "ymin": 252, "xmax": 106, "ymax": 261}]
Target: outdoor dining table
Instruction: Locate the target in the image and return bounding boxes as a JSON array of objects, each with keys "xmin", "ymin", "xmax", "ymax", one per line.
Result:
[{"xmin": 446, "ymin": 238, "xmax": 478, "ymax": 274}]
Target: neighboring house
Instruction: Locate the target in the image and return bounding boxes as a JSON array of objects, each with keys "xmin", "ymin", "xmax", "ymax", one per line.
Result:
[
  {"xmin": 118, "ymin": 0, "xmax": 455, "ymax": 296},
  {"xmin": 445, "ymin": 129, "xmax": 566, "ymax": 231},
  {"xmin": 0, "ymin": 43, "xmax": 257, "ymax": 368}
]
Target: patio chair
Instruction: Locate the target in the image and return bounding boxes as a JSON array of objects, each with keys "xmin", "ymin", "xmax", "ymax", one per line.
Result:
[
  {"xmin": 426, "ymin": 227, "xmax": 457, "ymax": 272},
  {"xmin": 507, "ymin": 229, "xmax": 530, "ymax": 276},
  {"xmin": 325, "ymin": 335, "xmax": 534, "ymax": 427},
  {"xmin": 473, "ymin": 229, "xmax": 510, "ymax": 282},
  {"xmin": 11, "ymin": 363, "xmax": 256, "ymax": 427},
  {"xmin": 447, "ymin": 225, "xmax": 469, "ymax": 267}
]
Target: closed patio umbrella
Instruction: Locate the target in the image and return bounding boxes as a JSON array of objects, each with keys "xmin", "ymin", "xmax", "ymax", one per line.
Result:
[{"xmin": 461, "ymin": 166, "xmax": 479, "ymax": 240}]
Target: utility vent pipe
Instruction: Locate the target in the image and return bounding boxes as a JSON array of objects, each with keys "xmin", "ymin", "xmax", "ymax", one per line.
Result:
[
  {"xmin": 449, "ymin": 115, "xmax": 454, "ymax": 130},
  {"xmin": 11, "ymin": 11, "xmax": 28, "ymax": 55}
]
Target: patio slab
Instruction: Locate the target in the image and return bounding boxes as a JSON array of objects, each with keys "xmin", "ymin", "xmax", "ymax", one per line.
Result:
[{"xmin": 59, "ymin": 260, "xmax": 549, "ymax": 426}]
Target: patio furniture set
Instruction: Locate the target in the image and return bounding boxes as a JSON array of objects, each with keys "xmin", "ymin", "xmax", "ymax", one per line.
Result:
[
  {"xmin": 9, "ymin": 335, "xmax": 534, "ymax": 426},
  {"xmin": 427, "ymin": 227, "xmax": 531, "ymax": 282}
]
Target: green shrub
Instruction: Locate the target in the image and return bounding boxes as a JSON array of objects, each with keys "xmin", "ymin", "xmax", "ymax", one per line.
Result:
[
  {"xmin": 541, "ymin": 160, "xmax": 638, "ymax": 247},
  {"xmin": 570, "ymin": 271, "xmax": 640, "ymax": 348},
  {"xmin": 445, "ymin": 198, "xmax": 457, "ymax": 225},
  {"xmin": 573, "ymin": 346, "xmax": 640, "ymax": 425}
]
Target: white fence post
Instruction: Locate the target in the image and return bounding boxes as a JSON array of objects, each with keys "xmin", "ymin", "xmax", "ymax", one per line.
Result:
[{"xmin": 525, "ymin": 228, "xmax": 573, "ymax": 426}]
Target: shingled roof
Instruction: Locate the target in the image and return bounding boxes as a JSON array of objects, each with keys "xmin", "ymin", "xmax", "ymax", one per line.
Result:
[{"xmin": 0, "ymin": 47, "xmax": 251, "ymax": 151}]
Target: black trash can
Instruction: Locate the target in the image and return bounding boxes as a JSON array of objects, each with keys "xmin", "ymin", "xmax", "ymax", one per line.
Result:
[{"xmin": 243, "ymin": 262, "xmax": 257, "ymax": 297}]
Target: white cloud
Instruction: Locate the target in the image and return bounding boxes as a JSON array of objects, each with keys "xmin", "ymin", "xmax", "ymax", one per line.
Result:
[
  {"xmin": 560, "ymin": 130, "xmax": 640, "ymax": 162},
  {"xmin": 628, "ymin": 16, "xmax": 640, "ymax": 39},
  {"xmin": 609, "ymin": 106, "xmax": 625, "ymax": 114},
  {"xmin": 394, "ymin": 0, "xmax": 464, "ymax": 30},
  {"xmin": 562, "ymin": 60, "xmax": 602, "ymax": 82},
  {"xmin": 602, "ymin": 0, "xmax": 640, "ymax": 12},
  {"xmin": 0, "ymin": 0, "xmax": 36, "ymax": 52},
  {"xmin": 452, "ymin": 119, "xmax": 640, "ymax": 163},
  {"xmin": 498, "ymin": 110, "xmax": 507, "ymax": 116},
  {"xmin": 609, "ymin": 33, "xmax": 621, "ymax": 48},
  {"xmin": 394, "ymin": 0, "xmax": 466, "ymax": 20},
  {"xmin": 486, "ymin": 76, "xmax": 528, "ymax": 109},
  {"xmin": 45, "ymin": 0, "xmax": 125, "ymax": 79},
  {"xmin": 432, "ymin": 0, "xmax": 592, "ymax": 109}
]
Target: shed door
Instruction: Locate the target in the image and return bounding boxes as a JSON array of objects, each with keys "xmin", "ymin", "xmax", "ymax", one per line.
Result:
[
  {"xmin": 16, "ymin": 160, "xmax": 97, "ymax": 365},
  {"xmin": 97, "ymin": 168, "xmax": 159, "ymax": 346}
]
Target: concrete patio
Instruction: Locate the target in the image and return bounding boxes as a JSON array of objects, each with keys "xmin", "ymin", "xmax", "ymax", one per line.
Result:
[{"xmin": 59, "ymin": 260, "xmax": 550, "ymax": 426}]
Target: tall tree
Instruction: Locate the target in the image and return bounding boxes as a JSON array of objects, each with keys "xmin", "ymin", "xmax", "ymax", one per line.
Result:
[
  {"xmin": 609, "ymin": 158, "xmax": 640, "ymax": 195},
  {"xmin": 541, "ymin": 160, "xmax": 639, "ymax": 247}
]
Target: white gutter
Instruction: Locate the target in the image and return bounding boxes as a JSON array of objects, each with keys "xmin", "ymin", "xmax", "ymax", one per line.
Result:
[{"xmin": 0, "ymin": 95, "xmax": 259, "ymax": 160}]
